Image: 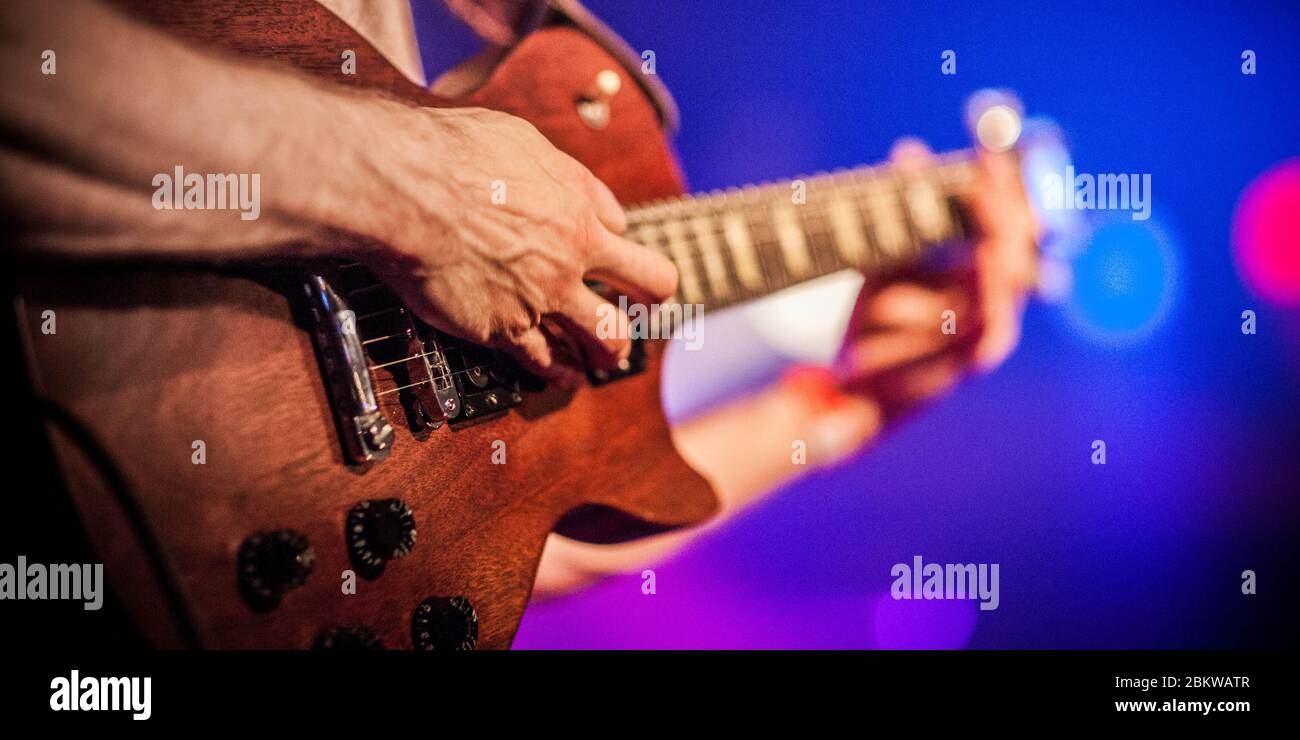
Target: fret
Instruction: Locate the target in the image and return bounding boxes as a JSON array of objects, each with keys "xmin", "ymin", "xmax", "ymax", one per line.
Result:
[
  {"xmin": 862, "ymin": 175, "xmax": 909, "ymax": 260},
  {"xmin": 771, "ymin": 203, "xmax": 813, "ymax": 279},
  {"xmin": 903, "ymin": 171, "xmax": 950, "ymax": 243},
  {"xmin": 689, "ymin": 214, "xmax": 733, "ymax": 302},
  {"xmin": 720, "ymin": 210, "xmax": 764, "ymax": 291},
  {"xmin": 937, "ymin": 158, "xmax": 978, "ymax": 242},
  {"xmin": 893, "ymin": 174, "xmax": 926, "ymax": 259},
  {"xmin": 826, "ymin": 195, "xmax": 869, "ymax": 266},
  {"xmin": 623, "ymin": 150, "xmax": 983, "ymax": 311},
  {"xmin": 945, "ymin": 191, "xmax": 970, "ymax": 242},
  {"xmin": 740, "ymin": 195, "xmax": 789, "ymax": 295},
  {"xmin": 844, "ymin": 168, "xmax": 882, "ymax": 271},
  {"xmin": 661, "ymin": 218, "xmax": 705, "ymax": 305},
  {"xmin": 793, "ymin": 183, "xmax": 835, "ymax": 277}
]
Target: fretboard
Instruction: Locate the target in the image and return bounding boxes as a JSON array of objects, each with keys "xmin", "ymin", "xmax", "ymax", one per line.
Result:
[{"xmin": 625, "ymin": 150, "xmax": 980, "ymax": 311}]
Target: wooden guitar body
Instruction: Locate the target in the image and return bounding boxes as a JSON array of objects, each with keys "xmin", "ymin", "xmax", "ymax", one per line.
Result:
[{"xmin": 18, "ymin": 0, "xmax": 718, "ymax": 649}]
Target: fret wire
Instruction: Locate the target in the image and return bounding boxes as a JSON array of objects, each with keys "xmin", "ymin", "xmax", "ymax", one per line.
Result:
[
  {"xmin": 799, "ymin": 182, "xmax": 842, "ymax": 275},
  {"xmin": 619, "ymin": 151, "xmax": 983, "ymax": 311},
  {"xmin": 629, "ymin": 156, "xmax": 977, "ymax": 260},
  {"xmin": 748, "ymin": 197, "xmax": 791, "ymax": 297},
  {"xmin": 624, "ymin": 152, "xmax": 977, "ymax": 226},
  {"xmin": 847, "ymin": 167, "xmax": 882, "ymax": 271},
  {"xmin": 891, "ymin": 171, "xmax": 923, "ymax": 260},
  {"xmin": 644, "ymin": 192, "xmax": 965, "ymax": 258}
]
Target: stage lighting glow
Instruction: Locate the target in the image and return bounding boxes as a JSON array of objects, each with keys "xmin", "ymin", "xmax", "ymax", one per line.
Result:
[
  {"xmin": 1020, "ymin": 118, "xmax": 1087, "ymax": 258},
  {"xmin": 1065, "ymin": 218, "xmax": 1178, "ymax": 346},
  {"xmin": 1231, "ymin": 159, "xmax": 1300, "ymax": 307},
  {"xmin": 872, "ymin": 591, "xmax": 977, "ymax": 649}
]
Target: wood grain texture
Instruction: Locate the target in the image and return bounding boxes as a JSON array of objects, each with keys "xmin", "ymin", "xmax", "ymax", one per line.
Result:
[{"xmin": 21, "ymin": 0, "xmax": 715, "ymax": 649}]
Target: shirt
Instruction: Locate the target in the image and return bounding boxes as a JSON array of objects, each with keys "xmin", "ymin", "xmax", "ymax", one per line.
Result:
[{"xmin": 317, "ymin": 0, "xmax": 547, "ymax": 87}]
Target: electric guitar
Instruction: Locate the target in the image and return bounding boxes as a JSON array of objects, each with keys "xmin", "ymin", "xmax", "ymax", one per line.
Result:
[{"xmin": 16, "ymin": 0, "xmax": 1049, "ymax": 649}]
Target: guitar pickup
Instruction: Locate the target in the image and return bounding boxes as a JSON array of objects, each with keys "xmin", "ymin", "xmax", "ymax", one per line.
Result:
[
  {"xmin": 305, "ymin": 273, "xmax": 394, "ymax": 464},
  {"xmin": 418, "ymin": 326, "xmax": 523, "ymax": 424}
]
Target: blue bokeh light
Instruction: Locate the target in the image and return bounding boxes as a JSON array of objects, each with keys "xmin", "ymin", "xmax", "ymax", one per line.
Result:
[
  {"xmin": 1065, "ymin": 218, "xmax": 1178, "ymax": 346},
  {"xmin": 512, "ymin": 0, "xmax": 1300, "ymax": 649}
]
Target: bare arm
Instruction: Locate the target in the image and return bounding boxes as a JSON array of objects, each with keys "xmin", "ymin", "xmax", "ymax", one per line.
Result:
[
  {"xmin": 0, "ymin": 0, "xmax": 677, "ymax": 380},
  {"xmin": 0, "ymin": 0, "xmax": 364, "ymax": 258}
]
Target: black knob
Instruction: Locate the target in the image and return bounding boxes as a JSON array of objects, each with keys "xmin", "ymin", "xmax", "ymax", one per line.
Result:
[
  {"xmin": 238, "ymin": 529, "xmax": 314, "ymax": 611},
  {"xmin": 411, "ymin": 596, "xmax": 478, "ymax": 650},
  {"xmin": 314, "ymin": 625, "xmax": 384, "ymax": 650},
  {"xmin": 346, "ymin": 499, "xmax": 417, "ymax": 578}
]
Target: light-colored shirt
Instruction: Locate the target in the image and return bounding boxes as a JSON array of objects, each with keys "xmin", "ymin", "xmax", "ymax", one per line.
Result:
[{"xmin": 316, "ymin": 0, "xmax": 545, "ymax": 87}]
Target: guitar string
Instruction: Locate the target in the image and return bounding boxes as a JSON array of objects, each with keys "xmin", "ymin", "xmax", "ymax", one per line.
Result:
[
  {"xmin": 348, "ymin": 182, "xmax": 968, "ymax": 349},
  {"xmin": 621, "ymin": 161, "xmax": 977, "ymax": 271},
  {"xmin": 335, "ymin": 157, "xmax": 975, "ymax": 279},
  {"xmin": 631, "ymin": 179, "xmax": 974, "ymax": 306},
  {"xmin": 347, "ymin": 157, "xmax": 979, "ymax": 397},
  {"xmin": 623, "ymin": 149, "xmax": 975, "ymax": 221},
  {"xmin": 337, "ymin": 161, "xmax": 976, "ymax": 306}
]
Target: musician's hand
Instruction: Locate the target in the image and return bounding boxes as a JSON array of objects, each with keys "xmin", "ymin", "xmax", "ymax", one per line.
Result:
[
  {"xmin": 353, "ymin": 106, "xmax": 678, "ymax": 386},
  {"xmin": 832, "ymin": 139, "xmax": 1038, "ymax": 421},
  {"xmin": 539, "ymin": 142, "xmax": 1040, "ymax": 591}
]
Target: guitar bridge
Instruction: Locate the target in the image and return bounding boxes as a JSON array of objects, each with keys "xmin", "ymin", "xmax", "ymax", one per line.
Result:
[
  {"xmin": 306, "ymin": 263, "xmax": 526, "ymax": 453},
  {"xmin": 419, "ymin": 327, "xmax": 523, "ymax": 424},
  {"xmin": 304, "ymin": 273, "xmax": 394, "ymax": 464}
]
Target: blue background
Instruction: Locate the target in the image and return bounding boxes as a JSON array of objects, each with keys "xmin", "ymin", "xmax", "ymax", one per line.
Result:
[{"xmin": 510, "ymin": 0, "xmax": 1299, "ymax": 648}]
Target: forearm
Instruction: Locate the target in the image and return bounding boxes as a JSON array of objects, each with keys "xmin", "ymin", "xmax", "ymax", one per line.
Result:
[
  {"xmin": 533, "ymin": 369, "xmax": 882, "ymax": 597},
  {"xmin": 0, "ymin": 0, "xmax": 414, "ymax": 260}
]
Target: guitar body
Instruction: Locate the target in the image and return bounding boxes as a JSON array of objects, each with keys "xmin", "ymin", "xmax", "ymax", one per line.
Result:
[{"xmin": 17, "ymin": 0, "xmax": 718, "ymax": 649}]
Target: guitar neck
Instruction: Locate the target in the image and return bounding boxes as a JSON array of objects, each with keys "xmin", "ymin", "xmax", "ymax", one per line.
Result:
[{"xmin": 625, "ymin": 149, "xmax": 981, "ymax": 310}]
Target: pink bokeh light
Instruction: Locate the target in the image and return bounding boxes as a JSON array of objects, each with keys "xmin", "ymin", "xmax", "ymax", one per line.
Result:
[{"xmin": 1231, "ymin": 158, "xmax": 1300, "ymax": 307}]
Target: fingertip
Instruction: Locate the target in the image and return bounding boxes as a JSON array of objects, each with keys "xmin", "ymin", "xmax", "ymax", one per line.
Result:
[
  {"xmin": 972, "ymin": 318, "xmax": 1019, "ymax": 372},
  {"xmin": 890, "ymin": 137, "xmax": 933, "ymax": 159},
  {"xmin": 890, "ymin": 138, "xmax": 934, "ymax": 175},
  {"xmin": 509, "ymin": 327, "xmax": 554, "ymax": 377},
  {"xmin": 597, "ymin": 233, "xmax": 680, "ymax": 304}
]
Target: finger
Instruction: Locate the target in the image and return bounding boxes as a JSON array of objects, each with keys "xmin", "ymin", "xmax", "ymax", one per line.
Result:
[
  {"xmin": 853, "ymin": 279, "xmax": 971, "ymax": 333},
  {"xmin": 972, "ymin": 149, "xmax": 1039, "ymax": 289},
  {"xmin": 890, "ymin": 137, "xmax": 935, "ymax": 175},
  {"xmin": 504, "ymin": 325, "xmax": 588, "ymax": 390},
  {"xmin": 553, "ymin": 284, "xmax": 633, "ymax": 370},
  {"xmin": 500, "ymin": 325, "xmax": 557, "ymax": 379},
  {"xmin": 587, "ymin": 230, "xmax": 679, "ymax": 304},
  {"xmin": 851, "ymin": 349, "xmax": 968, "ymax": 419},
  {"xmin": 877, "ymin": 352, "xmax": 966, "ymax": 416},
  {"xmin": 835, "ymin": 324, "xmax": 964, "ymax": 381},
  {"xmin": 970, "ymin": 238, "xmax": 1025, "ymax": 371},
  {"xmin": 537, "ymin": 321, "xmax": 588, "ymax": 391},
  {"xmin": 587, "ymin": 174, "xmax": 628, "ymax": 235}
]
